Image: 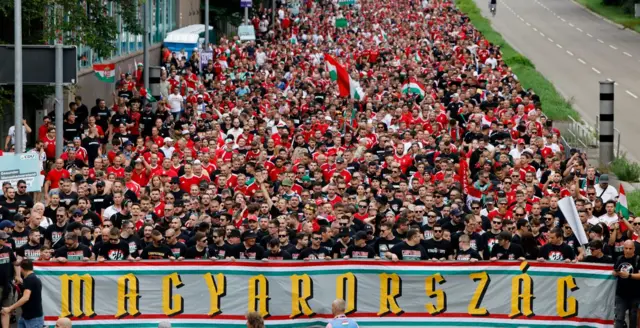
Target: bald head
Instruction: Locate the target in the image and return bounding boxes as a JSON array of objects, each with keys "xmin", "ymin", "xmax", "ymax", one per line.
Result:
[
  {"xmin": 624, "ymin": 239, "xmax": 636, "ymax": 257},
  {"xmin": 56, "ymin": 317, "xmax": 72, "ymax": 328},
  {"xmin": 332, "ymin": 299, "xmax": 347, "ymax": 316}
]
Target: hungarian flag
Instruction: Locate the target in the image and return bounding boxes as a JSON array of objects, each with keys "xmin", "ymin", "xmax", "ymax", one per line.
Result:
[
  {"xmin": 617, "ymin": 184, "xmax": 629, "ymax": 217},
  {"xmin": 93, "ymin": 63, "xmax": 115, "ymax": 83},
  {"xmin": 414, "ymin": 52, "xmax": 422, "ymax": 63},
  {"xmin": 324, "ymin": 54, "xmax": 366, "ymax": 100},
  {"xmin": 401, "ymin": 77, "xmax": 426, "ymax": 98},
  {"xmin": 139, "ymin": 88, "xmax": 156, "ymax": 103}
]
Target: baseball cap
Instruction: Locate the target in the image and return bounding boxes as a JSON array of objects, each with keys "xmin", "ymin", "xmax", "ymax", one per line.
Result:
[
  {"xmin": 247, "ymin": 215, "xmax": 258, "ymax": 222},
  {"xmin": 282, "ymin": 179, "xmax": 293, "ymax": 187},
  {"xmin": 354, "ymin": 231, "xmax": 368, "ymax": 241},
  {"xmin": 338, "ymin": 228, "xmax": 350, "ymax": 238},
  {"xmin": 170, "ymin": 177, "xmax": 180, "ymax": 184},
  {"xmin": 336, "ymin": 157, "xmax": 345, "ymax": 164},
  {"xmin": 0, "ymin": 221, "xmax": 15, "ymax": 229},
  {"xmin": 96, "ymin": 181, "xmax": 106, "ymax": 187},
  {"xmin": 599, "ymin": 174, "xmax": 609, "ymax": 183},
  {"xmin": 242, "ymin": 230, "xmax": 258, "ymax": 240},
  {"xmin": 164, "ymin": 137, "xmax": 173, "ymax": 143}
]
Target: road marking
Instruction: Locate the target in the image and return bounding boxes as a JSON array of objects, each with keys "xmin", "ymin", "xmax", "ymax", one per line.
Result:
[
  {"xmin": 526, "ymin": 22, "xmax": 531, "ymax": 26},
  {"xmin": 569, "ymin": 23, "xmax": 574, "ymax": 27},
  {"xmin": 578, "ymin": 58, "xmax": 586, "ymax": 64},
  {"xmin": 576, "ymin": 27, "xmax": 583, "ymax": 32},
  {"xmin": 591, "ymin": 67, "xmax": 601, "ymax": 74},
  {"xmin": 624, "ymin": 52, "xmax": 632, "ymax": 57},
  {"xmin": 556, "ymin": 44, "xmax": 563, "ymax": 48},
  {"xmin": 533, "ymin": 27, "xmax": 538, "ymax": 31},
  {"xmin": 566, "ymin": 50, "xmax": 574, "ymax": 56},
  {"xmin": 540, "ymin": 32, "xmax": 546, "ymax": 37},
  {"xmin": 610, "ymin": 45, "xmax": 618, "ymax": 50},
  {"xmin": 606, "ymin": 78, "xmax": 619, "ymax": 86},
  {"xmin": 597, "ymin": 39, "xmax": 604, "ymax": 43},
  {"xmin": 586, "ymin": 33, "xmax": 593, "ymax": 37},
  {"xmin": 626, "ymin": 90, "xmax": 638, "ymax": 99},
  {"xmin": 519, "ymin": 17, "xmax": 524, "ymax": 21},
  {"xmin": 548, "ymin": 37, "xmax": 554, "ymax": 42},
  {"xmin": 560, "ymin": 17, "xmax": 566, "ymax": 22}
]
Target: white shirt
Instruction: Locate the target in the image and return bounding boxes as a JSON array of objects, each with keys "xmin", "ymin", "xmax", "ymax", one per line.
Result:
[
  {"xmin": 102, "ymin": 205, "xmax": 120, "ymax": 222},
  {"xmin": 598, "ymin": 213, "xmax": 618, "ymax": 227},
  {"xmin": 594, "ymin": 184, "xmax": 618, "ymax": 203},
  {"xmin": 8, "ymin": 125, "xmax": 27, "ymax": 150},
  {"xmin": 256, "ymin": 51, "xmax": 267, "ymax": 67},
  {"xmin": 484, "ymin": 57, "xmax": 497, "ymax": 69},
  {"xmin": 167, "ymin": 93, "xmax": 184, "ymax": 113}
]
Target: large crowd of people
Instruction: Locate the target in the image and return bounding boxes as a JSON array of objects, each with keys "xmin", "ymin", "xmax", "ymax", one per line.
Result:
[{"xmin": 1, "ymin": 0, "xmax": 640, "ymax": 326}]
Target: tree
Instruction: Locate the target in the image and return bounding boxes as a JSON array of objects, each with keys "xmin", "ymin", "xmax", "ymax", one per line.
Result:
[{"xmin": 0, "ymin": 0, "xmax": 144, "ymax": 58}]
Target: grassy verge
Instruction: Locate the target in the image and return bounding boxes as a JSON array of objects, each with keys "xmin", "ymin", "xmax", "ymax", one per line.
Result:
[
  {"xmin": 611, "ymin": 155, "xmax": 640, "ymax": 182},
  {"xmin": 574, "ymin": 0, "xmax": 640, "ymax": 33},
  {"xmin": 456, "ymin": 0, "xmax": 579, "ymax": 121},
  {"xmin": 627, "ymin": 189, "xmax": 640, "ymax": 215}
]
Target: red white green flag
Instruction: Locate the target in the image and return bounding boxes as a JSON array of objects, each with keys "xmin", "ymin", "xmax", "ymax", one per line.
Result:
[
  {"xmin": 324, "ymin": 53, "xmax": 366, "ymax": 100},
  {"xmin": 139, "ymin": 88, "xmax": 157, "ymax": 103},
  {"xmin": 402, "ymin": 77, "xmax": 426, "ymax": 98},
  {"xmin": 93, "ymin": 63, "xmax": 116, "ymax": 83}
]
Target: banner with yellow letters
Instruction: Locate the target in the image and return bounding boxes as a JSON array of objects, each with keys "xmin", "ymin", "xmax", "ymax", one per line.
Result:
[{"xmin": 35, "ymin": 260, "xmax": 615, "ymax": 327}]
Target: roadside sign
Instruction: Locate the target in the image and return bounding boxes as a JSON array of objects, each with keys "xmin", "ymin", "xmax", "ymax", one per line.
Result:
[
  {"xmin": 240, "ymin": 0, "xmax": 252, "ymax": 8},
  {"xmin": 238, "ymin": 25, "xmax": 256, "ymax": 41}
]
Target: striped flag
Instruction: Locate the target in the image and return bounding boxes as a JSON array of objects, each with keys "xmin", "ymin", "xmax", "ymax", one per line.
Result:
[
  {"xmin": 139, "ymin": 88, "xmax": 156, "ymax": 103},
  {"xmin": 93, "ymin": 64, "xmax": 116, "ymax": 83},
  {"xmin": 325, "ymin": 53, "xmax": 366, "ymax": 101},
  {"xmin": 401, "ymin": 77, "xmax": 426, "ymax": 98},
  {"xmin": 616, "ymin": 184, "xmax": 629, "ymax": 219}
]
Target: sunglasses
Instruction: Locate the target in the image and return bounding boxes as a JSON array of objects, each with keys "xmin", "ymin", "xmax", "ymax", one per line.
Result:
[
  {"xmin": 199, "ymin": 239, "xmax": 208, "ymax": 243},
  {"xmin": 633, "ymin": 223, "xmax": 640, "ymax": 226},
  {"xmin": 434, "ymin": 230, "xmax": 443, "ymax": 233},
  {"xmin": 471, "ymin": 207, "xmax": 480, "ymax": 210},
  {"xmin": 312, "ymin": 237, "xmax": 322, "ymax": 241},
  {"xmin": 492, "ymin": 221, "xmax": 502, "ymax": 224},
  {"xmin": 545, "ymin": 217, "xmax": 554, "ymax": 221},
  {"xmin": 279, "ymin": 234, "xmax": 288, "ymax": 238}
]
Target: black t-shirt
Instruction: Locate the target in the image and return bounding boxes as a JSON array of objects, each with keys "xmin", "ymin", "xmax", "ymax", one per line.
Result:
[
  {"xmin": 421, "ymin": 238, "xmax": 453, "ymax": 259},
  {"xmin": 140, "ymin": 244, "xmax": 173, "ymax": 259},
  {"xmin": 229, "ymin": 243, "xmax": 265, "ymax": 260},
  {"xmin": 90, "ymin": 193, "xmax": 113, "ymax": 214},
  {"xmin": 374, "ymin": 237, "xmax": 401, "ymax": 258},
  {"xmin": 184, "ymin": 246, "xmax": 210, "ymax": 259},
  {"xmin": 99, "ymin": 240, "xmax": 131, "ymax": 260},
  {"xmin": 298, "ymin": 246, "xmax": 331, "ymax": 260},
  {"xmin": 58, "ymin": 192, "xmax": 79, "ymax": 209},
  {"xmin": 11, "ymin": 229, "xmax": 29, "ymax": 249},
  {"xmin": 210, "ymin": 243, "xmax": 233, "ymax": 259},
  {"xmin": 540, "ymin": 243, "xmax": 575, "ymax": 261},
  {"xmin": 389, "ymin": 242, "xmax": 428, "ymax": 261},
  {"xmin": 0, "ymin": 200, "xmax": 19, "ymax": 220},
  {"xmin": 345, "ymin": 244, "xmax": 376, "ymax": 259},
  {"xmin": 44, "ymin": 223, "xmax": 67, "ymax": 249},
  {"xmin": 455, "ymin": 248, "xmax": 483, "ymax": 261},
  {"xmin": 53, "ymin": 244, "xmax": 92, "ymax": 261},
  {"xmin": 286, "ymin": 245, "xmax": 307, "ymax": 260},
  {"xmin": 331, "ymin": 239, "xmax": 353, "ymax": 259},
  {"xmin": 122, "ymin": 235, "xmax": 143, "ymax": 257},
  {"xmin": 266, "ymin": 249, "xmax": 292, "ymax": 260},
  {"xmin": 452, "ymin": 231, "xmax": 486, "ymax": 254},
  {"xmin": 17, "ymin": 243, "xmax": 42, "ymax": 261},
  {"xmin": 21, "ymin": 273, "xmax": 43, "ymax": 319},
  {"xmin": 82, "ymin": 211, "xmax": 102, "ymax": 229},
  {"xmin": 15, "ymin": 193, "xmax": 34, "ymax": 209},
  {"xmin": 491, "ymin": 243, "xmax": 525, "ymax": 260},
  {"xmin": 167, "ymin": 242, "xmax": 188, "ymax": 258},
  {"xmin": 614, "ymin": 255, "xmax": 640, "ymax": 298},
  {"xmin": 584, "ymin": 255, "xmax": 614, "ymax": 264},
  {"xmin": 482, "ymin": 230, "xmax": 501, "ymax": 255},
  {"xmin": 320, "ymin": 239, "xmax": 335, "ymax": 254},
  {"xmin": 0, "ymin": 245, "xmax": 16, "ymax": 286}
]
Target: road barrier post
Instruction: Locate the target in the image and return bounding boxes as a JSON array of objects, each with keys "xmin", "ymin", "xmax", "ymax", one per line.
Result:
[{"xmin": 599, "ymin": 81, "xmax": 614, "ymax": 167}]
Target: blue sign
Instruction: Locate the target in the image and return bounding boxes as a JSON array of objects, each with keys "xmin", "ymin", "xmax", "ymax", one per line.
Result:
[
  {"xmin": 0, "ymin": 153, "xmax": 44, "ymax": 194},
  {"xmin": 240, "ymin": 0, "xmax": 252, "ymax": 8}
]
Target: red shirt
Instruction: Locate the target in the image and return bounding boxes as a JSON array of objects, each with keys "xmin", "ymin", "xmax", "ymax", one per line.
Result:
[
  {"xmin": 131, "ymin": 169, "xmax": 150, "ymax": 187},
  {"xmin": 46, "ymin": 168, "xmax": 70, "ymax": 189},
  {"xmin": 179, "ymin": 175, "xmax": 200, "ymax": 192},
  {"xmin": 107, "ymin": 166, "xmax": 125, "ymax": 178}
]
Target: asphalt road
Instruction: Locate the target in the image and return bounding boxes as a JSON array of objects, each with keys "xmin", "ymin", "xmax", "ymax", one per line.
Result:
[{"xmin": 473, "ymin": 0, "xmax": 640, "ymax": 160}]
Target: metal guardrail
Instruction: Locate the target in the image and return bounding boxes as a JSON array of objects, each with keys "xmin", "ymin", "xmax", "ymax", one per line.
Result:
[{"xmin": 565, "ymin": 116, "xmax": 598, "ymax": 150}]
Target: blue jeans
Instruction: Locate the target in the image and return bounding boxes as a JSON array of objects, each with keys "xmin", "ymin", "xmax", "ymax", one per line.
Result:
[{"xmin": 18, "ymin": 316, "xmax": 44, "ymax": 328}]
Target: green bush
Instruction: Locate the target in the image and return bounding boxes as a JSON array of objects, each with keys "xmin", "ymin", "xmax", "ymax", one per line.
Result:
[
  {"xmin": 626, "ymin": 189, "xmax": 640, "ymax": 216},
  {"xmin": 456, "ymin": 0, "xmax": 579, "ymax": 121},
  {"xmin": 610, "ymin": 156, "xmax": 640, "ymax": 182}
]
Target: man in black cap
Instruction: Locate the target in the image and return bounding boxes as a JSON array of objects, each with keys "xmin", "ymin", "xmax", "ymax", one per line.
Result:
[
  {"xmin": 490, "ymin": 231, "xmax": 525, "ymax": 260},
  {"xmin": 90, "ymin": 180, "xmax": 113, "ymax": 215},
  {"xmin": 344, "ymin": 231, "xmax": 376, "ymax": 259},
  {"xmin": 52, "ymin": 233, "xmax": 93, "ymax": 262},
  {"xmin": 227, "ymin": 230, "xmax": 265, "ymax": 260},
  {"xmin": 168, "ymin": 177, "xmax": 185, "ymax": 200},
  {"xmin": 442, "ymin": 208, "xmax": 464, "ymax": 233},
  {"xmin": 584, "ymin": 240, "xmax": 613, "ymax": 264}
]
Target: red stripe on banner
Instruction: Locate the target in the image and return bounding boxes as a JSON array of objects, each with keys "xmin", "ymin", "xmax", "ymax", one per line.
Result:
[
  {"xmin": 44, "ymin": 313, "xmax": 613, "ymax": 324},
  {"xmin": 33, "ymin": 260, "xmax": 613, "ymax": 271}
]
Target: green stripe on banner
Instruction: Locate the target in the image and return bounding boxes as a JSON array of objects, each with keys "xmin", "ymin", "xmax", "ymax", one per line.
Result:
[
  {"xmin": 35, "ymin": 269, "xmax": 615, "ymax": 279},
  {"xmin": 54, "ymin": 321, "xmax": 604, "ymax": 328}
]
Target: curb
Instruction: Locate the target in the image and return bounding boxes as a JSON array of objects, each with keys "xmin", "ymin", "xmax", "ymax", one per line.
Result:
[{"xmin": 568, "ymin": 0, "xmax": 630, "ymax": 32}]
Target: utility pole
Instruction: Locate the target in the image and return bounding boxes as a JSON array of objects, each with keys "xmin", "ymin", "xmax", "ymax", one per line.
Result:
[
  {"xmin": 55, "ymin": 5, "xmax": 64, "ymax": 158},
  {"xmin": 204, "ymin": 0, "xmax": 209, "ymax": 48},
  {"xmin": 143, "ymin": 0, "xmax": 150, "ymax": 90},
  {"xmin": 599, "ymin": 81, "xmax": 615, "ymax": 167},
  {"xmin": 14, "ymin": 0, "xmax": 23, "ymax": 154},
  {"xmin": 245, "ymin": 6, "xmax": 249, "ymax": 25},
  {"xmin": 272, "ymin": 0, "xmax": 276, "ymax": 27}
]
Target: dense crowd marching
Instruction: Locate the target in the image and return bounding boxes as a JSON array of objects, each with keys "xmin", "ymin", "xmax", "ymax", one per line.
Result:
[{"xmin": 1, "ymin": 0, "xmax": 640, "ymax": 326}]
